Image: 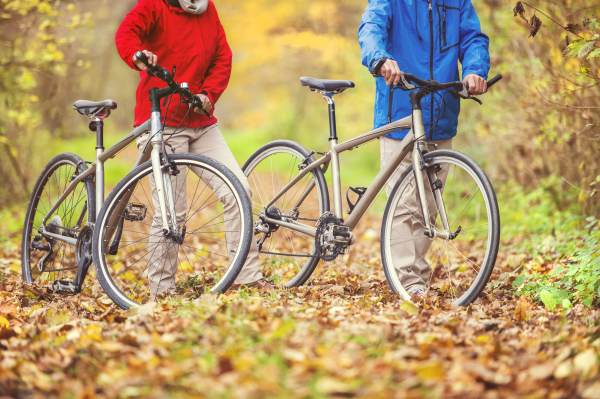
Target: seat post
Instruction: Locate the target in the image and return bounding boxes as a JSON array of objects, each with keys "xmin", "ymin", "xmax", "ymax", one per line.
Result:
[
  {"xmin": 95, "ymin": 119, "xmax": 104, "ymax": 151},
  {"xmin": 323, "ymin": 94, "xmax": 338, "ymax": 141},
  {"xmin": 94, "ymin": 118, "xmax": 104, "ymax": 219},
  {"xmin": 321, "ymin": 92, "xmax": 343, "ymax": 219}
]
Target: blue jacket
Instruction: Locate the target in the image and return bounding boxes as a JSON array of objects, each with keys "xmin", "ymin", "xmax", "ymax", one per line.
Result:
[{"xmin": 358, "ymin": 0, "xmax": 490, "ymax": 140}]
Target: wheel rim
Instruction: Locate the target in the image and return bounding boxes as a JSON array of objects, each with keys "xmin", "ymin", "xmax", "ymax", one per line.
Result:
[
  {"xmin": 383, "ymin": 155, "xmax": 495, "ymax": 306},
  {"xmin": 96, "ymin": 158, "xmax": 248, "ymax": 307},
  {"xmin": 24, "ymin": 159, "xmax": 89, "ymax": 285},
  {"xmin": 244, "ymin": 147, "xmax": 325, "ymax": 287}
]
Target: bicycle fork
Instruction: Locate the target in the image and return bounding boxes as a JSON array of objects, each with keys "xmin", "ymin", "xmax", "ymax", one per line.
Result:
[
  {"xmin": 411, "ymin": 109, "xmax": 452, "ymax": 240},
  {"xmin": 149, "ymin": 111, "xmax": 181, "ymax": 242}
]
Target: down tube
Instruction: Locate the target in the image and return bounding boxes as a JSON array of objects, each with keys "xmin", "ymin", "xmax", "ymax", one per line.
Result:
[{"xmin": 344, "ymin": 132, "xmax": 415, "ymax": 230}]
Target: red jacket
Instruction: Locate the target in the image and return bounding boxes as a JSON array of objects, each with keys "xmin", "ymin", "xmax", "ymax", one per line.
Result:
[{"xmin": 115, "ymin": 0, "xmax": 232, "ymax": 128}]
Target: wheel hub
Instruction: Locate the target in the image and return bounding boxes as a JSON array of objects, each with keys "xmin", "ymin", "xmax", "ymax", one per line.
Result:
[{"xmin": 263, "ymin": 206, "xmax": 282, "ymax": 233}]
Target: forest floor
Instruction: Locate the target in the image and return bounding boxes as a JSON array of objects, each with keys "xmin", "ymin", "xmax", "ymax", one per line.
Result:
[{"xmin": 1, "ymin": 214, "xmax": 599, "ymax": 399}]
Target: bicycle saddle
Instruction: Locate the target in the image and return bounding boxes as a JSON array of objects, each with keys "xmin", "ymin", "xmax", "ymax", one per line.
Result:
[
  {"xmin": 300, "ymin": 77, "xmax": 355, "ymax": 94},
  {"xmin": 73, "ymin": 100, "xmax": 117, "ymax": 118}
]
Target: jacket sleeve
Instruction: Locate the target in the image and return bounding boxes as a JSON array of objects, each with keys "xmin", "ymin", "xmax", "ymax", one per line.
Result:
[
  {"xmin": 458, "ymin": 0, "xmax": 490, "ymax": 79},
  {"xmin": 115, "ymin": 0, "xmax": 158, "ymax": 71},
  {"xmin": 358, "ymin": 0, "xmax": 393, "ymax": 70},
  {"xmin": 200, "ymin": 10, "xmax": 232, "ymax": 106}
]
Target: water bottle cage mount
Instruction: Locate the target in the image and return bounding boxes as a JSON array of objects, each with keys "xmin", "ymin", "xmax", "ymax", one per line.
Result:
[{"xmin": 346, "ymin": 186, "xmax": 367, "ymax": 215}]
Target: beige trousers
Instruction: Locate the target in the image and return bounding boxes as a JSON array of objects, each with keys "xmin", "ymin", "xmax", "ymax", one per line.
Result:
[
  {"xmin": 137, "ymin": 124, "xmax": 262, "ymax": 295},
  {"xmin": 380, "ymin": 134, "xmax": 452, "ymax": 293}
]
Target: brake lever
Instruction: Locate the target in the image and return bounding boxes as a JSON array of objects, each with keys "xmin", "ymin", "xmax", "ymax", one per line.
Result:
[
  {"xmin": 190, "ymin": 94, "xmax": 213, "ymax": 119},
  {"xmin": 466, "ymin": 96, "xmax": 482, "ymax": 105}
]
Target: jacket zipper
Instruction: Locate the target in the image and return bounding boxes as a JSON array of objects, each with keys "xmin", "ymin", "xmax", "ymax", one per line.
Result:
[{"xmin": 428, "ymin": 0, "xmax": 434, "ymax": 138}]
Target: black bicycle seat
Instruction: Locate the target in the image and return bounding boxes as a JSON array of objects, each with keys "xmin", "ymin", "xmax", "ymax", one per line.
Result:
[
  {"xmin": 73, "ymin": 100, "xmax": 117, "ymax": 117},
  {"xmin": 300, "ymin": 77, "xmax": 355, "ymax": 94}
]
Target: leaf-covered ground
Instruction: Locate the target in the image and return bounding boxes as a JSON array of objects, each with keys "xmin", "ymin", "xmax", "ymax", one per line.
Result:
[{"xmin": 1, "ymin": 216, "xmax": 599, "ymax": 399}]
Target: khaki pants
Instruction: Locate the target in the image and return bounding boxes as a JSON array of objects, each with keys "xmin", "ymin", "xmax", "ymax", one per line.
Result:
[
  {"xmin": 137, "ymin": 124, "xmax": 263, "ymax": 295},
  {"xmin": 380, "ymin": 134, "xmax": 452, "ymax": 293}
]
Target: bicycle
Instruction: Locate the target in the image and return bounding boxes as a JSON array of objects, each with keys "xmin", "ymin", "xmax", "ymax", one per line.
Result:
[
  {"xmin": 242, "ymin": 67, "xmax": 502, "ymax": 306},
  {"xmin": 21, "ymin": 52, "xmax": 254, "ymax": 309}
]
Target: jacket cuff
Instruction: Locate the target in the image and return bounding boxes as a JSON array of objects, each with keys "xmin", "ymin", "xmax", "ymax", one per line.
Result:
[
  {"xmin": 370, "ymin": 54, "xmax": 394, "ymax": 68},
  {"xmin": 200, "ymin": 90, "xmax": 214, "ymax": 105},
  {"xmin": 462, "ymin": 67, "xmax": 488, "ymax": 80},
  {"xmin": 128, "ymin": 51, "xmax": 142, "ymax": 71}
]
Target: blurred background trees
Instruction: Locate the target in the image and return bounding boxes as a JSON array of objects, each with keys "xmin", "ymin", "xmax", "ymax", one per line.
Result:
[{"xmin": 0, "ymin": 0, "xmax": 598, "ymax": 217}]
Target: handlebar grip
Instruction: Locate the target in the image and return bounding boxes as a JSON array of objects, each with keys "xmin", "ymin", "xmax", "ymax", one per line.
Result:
[
  {"xmin": 192, "ymin": 95, "xmax": 213, "ymax": 119},
  {"xmin": 370, "ymin": 57, "xmax": 388, "ymax": 78},
  {"xmin": 486, "ymin": 74, "xmax": 502, "ymax": 89},
  {"xmin": 134, "ymin": 51, "xmax": 154, "ymax": 71}
]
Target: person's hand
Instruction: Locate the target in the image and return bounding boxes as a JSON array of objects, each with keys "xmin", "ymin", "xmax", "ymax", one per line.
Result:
[
  {"xmin": 191, "ymin": 94, "xmax": 212, "ymax": 114},
  {"xmin": 463, "ymin": 74, "xmax": 487, "ymax": 95},
  {"xmin": 380, "ymin": 59, "xmax": 402, "ymax": 86},
  {"xmin": 132, "ymin": 50, "xmax": 157, "ymax": 71}
]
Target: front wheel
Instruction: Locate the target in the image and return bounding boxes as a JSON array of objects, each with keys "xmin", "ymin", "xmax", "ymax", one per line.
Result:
[
  {"xmin": 381, "ymin": 150, "xmax": 500, "ymax": 306},
  {"xmin": 92, "ymin": 153, "xmax": 253, "ymax": 309}
]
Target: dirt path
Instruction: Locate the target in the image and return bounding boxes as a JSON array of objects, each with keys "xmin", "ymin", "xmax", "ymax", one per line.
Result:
[{"xmin": 1, "ymin": 216, "xmax": 599, "ymax": 398}]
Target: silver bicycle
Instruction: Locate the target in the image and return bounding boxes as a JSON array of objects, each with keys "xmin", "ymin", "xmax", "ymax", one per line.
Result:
[
  {"xmin": 243, "ymin": 70, "xmax": 502, "ymax": 306},
  {"xmin": 21, "ymin": 52, "xmax": 253, "ymax": 309}
]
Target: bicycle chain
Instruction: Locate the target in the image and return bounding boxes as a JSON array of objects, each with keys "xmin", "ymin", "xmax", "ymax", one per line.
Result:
[
  {"xmin": 258, "ymin": 250, "xmax": 319, "ymax": 258},
  {"xmin": 258, "ymin": 212, "xmax": 344, "ymax": 261}
]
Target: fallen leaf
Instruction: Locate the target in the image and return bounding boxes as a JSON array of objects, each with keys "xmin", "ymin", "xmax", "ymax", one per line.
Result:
[
  {"xmin": 400, "ymin": 301, "xmax": 419, "ymax": 315},
  {"xmin": 514, "ymin": 301, "xmax": 526, "ymax": 322}
]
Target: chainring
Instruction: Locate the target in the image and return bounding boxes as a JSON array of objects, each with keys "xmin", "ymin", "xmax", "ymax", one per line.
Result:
[
  {"xmin": 315, "ymin": 212, "xmax": 345, "ymax": 262},
  {"xmin": 75, "ymin": 223, "xmax": 94, "ymax": 270}
]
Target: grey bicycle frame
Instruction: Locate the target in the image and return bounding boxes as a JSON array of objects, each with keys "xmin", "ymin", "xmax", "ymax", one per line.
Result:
[
  {"xmin": 39, "ymin": 113, "xmax": 177, "ymax": 244},
  {"xmin": 261, "ymin": 94, "xmax": 452, "ymax": 240}
]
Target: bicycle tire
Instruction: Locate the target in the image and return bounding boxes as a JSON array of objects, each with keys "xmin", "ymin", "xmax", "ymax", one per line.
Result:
[
  {"xmin": 92, "ymin": 153, "xmax": 253, "ymax": 309},
  {"xmin": 381, "ymin": 150, "xmax": 500, "ymax": 306},
  {"xmin": 22, "ymin": 152, "xmax": 96, "ymax": 285},
  {"xmin": 242, "ymin": 140, "xmax": 330, "ymax": 287}
]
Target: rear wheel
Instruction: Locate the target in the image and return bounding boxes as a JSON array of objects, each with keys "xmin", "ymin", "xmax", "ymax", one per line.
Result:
[
  {"xmin": 381, "ymin": 150, "xmax": 500, "ymax": 306},
  {"xmin": 242, "ymin": 140, "xmax": 329, "ymax": 287},
  {"xmin": 21, "ymin": 153, "xmax": 96, "ymax": 287}
]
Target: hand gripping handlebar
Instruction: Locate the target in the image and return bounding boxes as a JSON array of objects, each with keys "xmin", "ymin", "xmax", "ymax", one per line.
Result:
[
  {"xmin": 369, "ymin": 57, "xmax": 502, "ymax": 95},
  {"xmin": 134, "ymin": 51, "xmax": 212, "ymax": 119}
]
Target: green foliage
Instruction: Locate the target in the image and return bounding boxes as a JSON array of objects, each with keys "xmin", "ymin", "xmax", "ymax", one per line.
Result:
[
  {"xmin": 0, "ymin": 0, "xmax": 91, "ymax": 207},
  {"xmin": 540, "ymin": 290, "xmax": 557, "ymax": 311},
  {"xmin": 512, "ymin": 216, "xmax": 600, "ymax": 309}
]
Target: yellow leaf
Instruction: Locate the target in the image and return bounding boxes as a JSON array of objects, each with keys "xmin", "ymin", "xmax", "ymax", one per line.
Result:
[
  {"xmin": 475, "ymin": 335, "xmax": 490, "ymax": 344},
  {"xmin": 416, "ymin": 361, "xmax": 445, "ymax": 381},
  {"xmin": 514, "ymin": 301, "xmax": 526, "ymax": 322},
  {"xmin": 400, "ymin": 301, "xmax": 419, "ymax": 315},
  {"xmin": 0, "ymin": 315, "xmax": 9, "ymax": 328},
  {"xmin": 45, "ymin": 308, "xmax": 69, "ymax": 326},
  {"xmin": 81, "ymin": 302, "xmax": 95, "ymax": 313},
  {"xmin": 573, "ymin": 349, "xmax": 597, "ymax": 374}
]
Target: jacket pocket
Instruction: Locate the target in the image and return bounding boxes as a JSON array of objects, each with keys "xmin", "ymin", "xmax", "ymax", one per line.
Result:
[{"xmin": 437, "ymin": 4, "xmax": 459, "ymax": 53}]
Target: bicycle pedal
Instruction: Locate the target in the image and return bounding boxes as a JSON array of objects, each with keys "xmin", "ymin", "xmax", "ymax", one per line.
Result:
[
  {"xmin": 124, "ymin": 202, "xmax": 147, "ymax": 222},
  {"xmin": 52, "ymin": 279, "xmax": 77, "ymax": 295}
]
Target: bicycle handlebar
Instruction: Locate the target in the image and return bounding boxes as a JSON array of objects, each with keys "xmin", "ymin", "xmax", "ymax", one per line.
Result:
[
  {"xmin": 369, "ymin": 58, "xmax": 502, "ymax": 96},
  {"xmin": 134, "ymin": 51, "xmax": 212, "ymax": 119}
]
